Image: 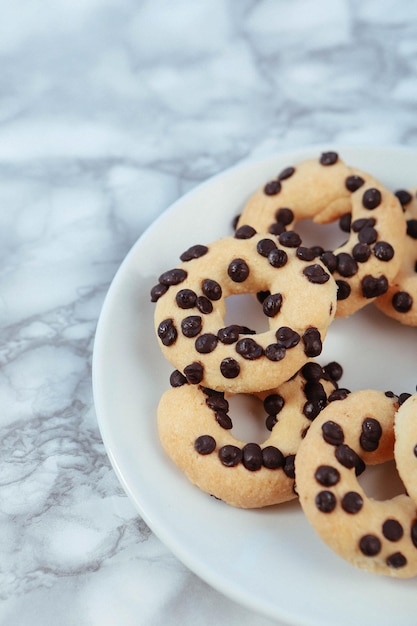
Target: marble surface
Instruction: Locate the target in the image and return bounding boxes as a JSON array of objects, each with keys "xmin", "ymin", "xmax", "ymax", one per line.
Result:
[{"xmin": 2, "ymin": 1, "xmax": 417, "ymax": 624}]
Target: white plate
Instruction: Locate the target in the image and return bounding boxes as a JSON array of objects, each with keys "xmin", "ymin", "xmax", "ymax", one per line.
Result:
[{"xmin": 92, "ymin": 145, "xmax": 417, "ymax": 626}]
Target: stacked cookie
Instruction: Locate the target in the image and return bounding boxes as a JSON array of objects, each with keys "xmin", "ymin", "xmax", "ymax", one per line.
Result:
[{"xmin": 150, "ymin": 151, "xmax": 417, "ymax": 577}]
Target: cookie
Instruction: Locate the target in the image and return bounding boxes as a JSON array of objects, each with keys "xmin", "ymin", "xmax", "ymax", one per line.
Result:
[
  {"xmin": 374, "ymin": 188, "xmax": 417, "ymax": 325},
  {"xmin": 151, "ymin": 230, "xmax": 337, "ymax": 393},
  {"xmin": 295, "ymin": 389, "xmax": 417, "ymax": 578},
  {"xmin": 157, "ymin": 361, "xmax": 344, "ymax": 509},
  {"xmin": 237, "ymin": 152, "xmax": 406, "ymax": 318},
  {"xmin": 394, "ymin": 393, "xmax": 417, "ymax": 504}
]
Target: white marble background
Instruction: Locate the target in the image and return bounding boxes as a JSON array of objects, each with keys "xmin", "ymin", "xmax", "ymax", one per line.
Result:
[{"xmin": 1, "ymin": 0, "xmax": 417, "ymax": 624}]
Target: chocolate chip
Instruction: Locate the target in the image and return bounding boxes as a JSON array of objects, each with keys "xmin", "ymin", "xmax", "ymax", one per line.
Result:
[
  {"xmin": 217, "ymin": 325, "xmax": 241, "ymax": 344},
  {"xmin": 359, "ymin": 534, "xmax": 381, "ymax": 556},
  {"xmin": 263, "ymin": 393, "xmax": 285, "ymax": 415},
  {"xmin": 392, "ymin": 291, "xmax": 413, "ymax": 313},
  {"xmin": 194, "ymin": 435, "xmax": 216, "ymax": 455},
  {"xmin": 323, "ymin": 361, "xmax": 343, "ymax": 382},
  {"xmin": 302, "ymin": 327, "xmax": 322, "ymax": 357},
  {"xmin": 184, "ymin": 362, "xmax": 204, "ymax": 384},
  {"xmin": 228, "ymin": 258, "xmax": 250, "ymax": 282},
  {"xmin": 303, "ymin": 264, "xmax": 330, "ymax": 284},
  {"xmin": 268, "ymin": 247, "xmax": 288, "ymax": 268},
  {"xmin": 215, "ymin": 411, "xmax": 233, "ymax": 429},
  {"xmin": 205, "ymin": 394, "xmax": 229, "ymax": 412},
  {"xmin": 180, "ymin": 244, "xmax": 209, "ymax": 261},
  {"xmin": 268, "ymin": 222, "xmax": 286, "ymax": 236},
  {"xmin": 339, "ymin": 213, "xmax": 352, "ymax": 233},
  {"xmin": 302, "ymin": 362, "xmax": 324, "ymax": 381},
  {"xmin": 264, "ymin": 180, "xmax": 281, "ymax": 196},
  {"xmin": 195, "ymin": 333, "xmax": 218, "ymax": 354},
  {"xmin": 283, "ymin": 454, "xmax": 295, "ymax": 478},
  {"xmin": 336, "ymin": 279, "xmax": 351, "ymax": 300},
  {"xmin": 234, "ymin": 225, "xmax": 257, "ymax": 239},
  {"xmin": 236, "ymin": 337, "xmax": 264, "ymax": 360},
  {"xmin": 220, "ymin": 357, "xmax": 240, "ymax": 378},
  {"xmin": 275, "ymin": 207, "xmax": 294, "ymax": 224},
  {"xmin": 315, "ymin": 465, "xmax": 340, "ymax": 487},
  {"xmin": 196, "ymin": 296, "xmax": 213, "ymax": 314},
  {"xmin": 399, "ymin": 392, "xmax": 412, "ymax": 405},
  {"xmin": 406, "ymin": 219, "xmax": 417, "ymax": 239},
  {"xmin": 181, "ymin": 315, "xmax": 202, "ymax": 337},
  {"xmin": 159, "ymin": 268, "xmax": 187, "ymax": 286},
  {"xmin": 276, "ymin": 326, "xmax": 300, "ymax": 348},
  {"xmin": 358, "ymin": 226, "xmax": 377, "ymax": 244},
  {"xmin": 303, "ymin": 400, "xmax": 322, "ymax": 421},
  {"xmin": 320, "ymin": 251, "xmax": 338, "ymax": 273},
  {"xmin": 169, "ymin": 370, "xmax": 187, "ymax": 387},
  {"xmin": 202, "ymin": 278, "xmax": 222, "ymax": 300},
  {"xmin": 304, "ymin": 381, "xmax": 327, "ymax": 405},
  {"xmin": 362, "ymin": 188, "xmax": 382, "ymax": 210},
  {"xmin": 176, "ymin": 288, "xmax": 197, "ymax": 309},
  {"xmin": 257, "ymin": 238, "xmax": 277, "ymax": 257},
  {"xmin": 262, "ymin": 445, "xmax": 285, "ymax": 469},
  {"xmin": 336, "ymin": 252, "xmax": 358, "ymax": 277},
  {"xmin": 278, "ymin": 166, "xmax": 295, "ymax": 181},
  {"xmin": 335, "ymin": 444, "xmax": 365, "ymax": 475},
  {"xmin": 345, "ymin": 175, "xmax": 365, "ymax": 192},
  {"xmin": 352, "ymin": 217, "xmax": 376, "ymax": 232},
  {"xmin": 341, "ymin": 491, "xmax": 363, "ymax": 514},
  {"xmin": 320, "ymin": 151, "xmax": 338, "ymax": 166},
  {"xmin": 373, "ymin": 241, "xmax": 394, "ymax": 262},
  {"xmin": 411, "ymin": 520, "xmax": 417, "ymax": 548},
  {"xmin": 382, "ymin": 519, "xmax": 404, "ymax": 542},
  {"xmin": 265, "ymin": 414, "xmax": 278, "ymax": 431},
  {"xmin": 158, "ymin": 318, "xmax": 177, "ymax": 346},
  {"xmin": 150, "ymin": 283, "xmax": 168, "ymax": 302},
  {"xmin": 361, "ymin": 275, "xmax": 388, "ymax": 298},
  {"xmin": 278, "ymin": 230, "xmax": 302, "ymax": 248},
  {"xmin": 360, "ymin": 417, "xmax": 382, "ymax": 452},
  {"xmin": 387, "ymin": 552, "xmax": 407, "ymax": 568},
  {"xmin": 395, "ymin": 189, "xmax": 413, "ymax": 206},
  {"xmin": 264, "ymin": 344, "xmax": 286, "ymax": 361},
  {"xmin": 242, "ymin": 443, "xmax": 263, "ymax": 471},
  {"xmin": 328, "ymin": 388, "xmax": 350, "ymax": 402},
  {"xmin": 352, "ymin": 242, "xmax": 371, "ymax": 263},
  {"xmin": 262, "ymin": 292, "xmax": 283, "ymax": 317},
  {"xmin": 297, "ymin": 247, "xmax": 316, "ymax": 261},
  {"xmin": 315, "ymin": 490, "xmax": 337, "ymax": 512},
  {"xmin": 322, "ymin": 421, "xmax": 344, "ymax": 445},
  {"xmin": 219, "ymin": 444, "xmax": 242, "ymax": 466}
]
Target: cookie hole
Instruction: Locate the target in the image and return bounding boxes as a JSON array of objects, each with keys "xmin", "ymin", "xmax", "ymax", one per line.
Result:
[
  {"xmin": 294, "ymin": 219, "xmax": 347, "ymax": 250},
  {"xmin": 358, "ymin": 459, "xmax": 406, "ymax": 501},
  {"xmin": 224, "ymin": 293, "xmax": 269, "ymax": 333},
  {"xmin": 226, "ymin": 394, "xmax": 267, "ymax": 445}
]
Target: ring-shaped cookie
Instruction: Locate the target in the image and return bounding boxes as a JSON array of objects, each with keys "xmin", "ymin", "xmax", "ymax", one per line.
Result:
[
  {"xmin": 394, "ymin": 393, "xmax": 417, "ymax": 505},
  {"xmin": 157, "ymin": 361, "xmax": 345, "ymax": 509},
  {"xmin": 236, "ymin": 152, "xmax": 406, "ymax": 318},
  {"xmin": 295, "ymin": 389, "xmax": 417, "ymax": 578},
  {"xmin": 374, "ymin": 188, "xmax": 417, "ymax": 325},
  {"xmin": 151, "ymin": 231, "xmax": 337, "ymax": 393}
]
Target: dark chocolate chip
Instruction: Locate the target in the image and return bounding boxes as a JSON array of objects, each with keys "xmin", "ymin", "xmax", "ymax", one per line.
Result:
[
  {"xmin": 345, "ymin": 175, "xmax": 365, "ymax": 192},
  {"xmin": 336, "ymin": 279, "xmax": 351, "ymax": 300},
  {"xmin": 180, "ymin": 244, "xmax": 209, "ymax": 261},
  {"xmin": 265, "ymin": 414, "xmax": 278, "ymax": 431},
  {"xmin": 202, "ymin": 278, "xmax": 222, "ymax": 301},
  {"xmin": 373, "ymin": 241, "xmax": 394, "ymax": 262},
  {"xmin": 392, "ymin": 291, "xmax": 413, "ymax": 313},
  {"xmin": 268, "ymin": 222, "xmax": 286, "ymax": 236},
  {"xmin": 360, "ymin": 417, "xmax": 382, "ymax": 452},
  {"xmin": 264, "ymin": 180, "xmax": 281, "ymax": 196},
  {"xmin": 215, "ymin": 411, "xmax": 233, "ymax": 429},
  {"xmin": 150, "ymin": 283, "xmax": 168, "ymax": 302},
  {"xmin": 297, "ymin": 246, "xmax": 316, "ymax": 262},
  {"xmin": 359, "ymin": 534, "xmax": 381, "ymax": 556},
  {"xmin": 236, "ymin": 337, "xmax": 264, "ymax": 360},
  {"xmin": 302, "ymin": 327, "xmax": 322, "ymax": 357},
  {"xmin": 303, "ymin": 263, "xmax": 330, "ymax": 284},
  {"xmin": 194, "ymin": 435, "xmax": 216, "ymax": 455},
  {"xmin": 336, "ymin": 252, "xmax": 358, "ymax": 277},
  {"xmin": 205, "ymin": 394, "xmax": 229, "ymax": 412},
  {"xmin": 303, "ymin": 400, "xmax": 322, "ymax": 421},
  {"xmin": 322, "ymin": 421, "xmax": 344, "ymax": 445},
  {"xmin": 263, "ymin": 393, "xmax": 285, "ymax": 415},
  {"xmin": 264, "ymin": 344, "xmax": 286, "ymax": 361},
  {"xmin": 276, "ymin": 326, "xmax": 300, "ymax": 348},
  {"xmin": 335, "ymin": 444, "xmax": 366, "ymax": 475},
  {"xmin": 320, "ymin": 151, "xmax": 338, "ymax": 166},
  {"xmin": 257, "ymin": 238, "xmax": 277, "ymax": 257},
  {"xmin": 351, "ymin": 217, "xmax": 376, "ymax": 232},
  {"xmin": 242, "ymin": 443, "xmax": 263, "ymax": 471},
  {"xmin": 341, "ymin": 491, "xmax": 363, "ymax": 514},
  {"xmin": 406, "ymin": 219, "xmax": 417, "ymax": 239},
  {"xmin": 184, "ymin": 362, "xmax": 204, "ymax": 384},
  {"xmin": 399, "ymin": 392, "xmax": 412, "ymax": 405},
  {"xmin": 169, "ymin": 369, "xmax": 187, "ymax": 387},
  {"xmin": 262, "ymin": 445, "xmax": 285, "ymax": 469},
  {"xmin": 217, "ymin": 325, "xmax": 242, "ymax": 344},
  {"xmin": 278, "ymin": 166, "xmax": 295, "ymax": 181},
  {"xmin": 320, "ymin": 251, "xmax": 338, "ymax": 273},
  {"xmin": 352, "ymin": 242, "xmax": 371, "ymax": 263},
  {"xmin": 176, "ymin": 288, "xmax": 197, "ymax": 309},
  {"xmin": 278, "ymin": 230, "xmax": 302, "ymax": 248},
  {"xmin": 268, "ymin": 247, "xmax": 288, "ymax": 268},
  {"xmin": 262, "ymin": 292, "xmax": 283, "ymax": 317},
  {"xmin": 283, "ymin": 454, "xmax": 295, "ymax": 478},
  {"xmin": 315, "ymin": 490, "xmax": 337, "ymax": 512},
  {"xmin": 275, "ymin": 207, "xmax": 294, "ymax": 224},
  {"xmin": 157, "ymin": 318, "xmax": 177, "ymax": 346},
  {"xmin": 304, "ymin": 381, "xmax": 327, "ymax": 405},
  {"xmin": 234, "ymin": 225, "xmax": 257, "ymax": 239},
  {"xmin": 362, "ymin": 188, "xmax": 382, "ymax": 210},
  {"xmin": 395, "ymin": 189, "xmax": 413, "ymax": 207},
  {"xmin": 339, "ymin": 213, "xmax": 352, "ymax": 233},
  {"xmin": 159, "ymin": 268, "xmax": 187, "ymax": 286},
  {"xmin": 328, "ymin": 388, "xmax": 350, "ymax": 402},
  {"xmin": 382, "ymin": 519, "xmax": 404, "ymax": 542},
  {"xmin": 361, "ymin": 275, "xmax": 388, "ymax": 298},
  {"xmin": 181, "ymin": 315, "xmax": 202, "ymax": 338},
  {"xmin": 228, "ymin": 258, "xmax": 250, "ymax": 282},
  {"xmin": 358, "ymin": 226, "xmax": 377, "ymax": 244},
  {"xmin": 220, "ymin": 357, "xmax": 240, "ymax": 379},
  {"xmin": 196, "ymin": 296, "xmax": 213, "ymax": 314},
  {"xmin": 386, "ymin": 552, "xmax": 407, "ymax": 568},
  {"xmin": 302, "ymin": 361, "xmax": 324, "ymax": 382},
  {"xmin": 219, "ymin": 444, "xmax": 242, "ymax": 466},
  {"xmin": 315, "ymin": 465, "xmax": 340, "ymax": 487},
  {"xmin": 323, "ymin": 361, "xmax": 343, "ymax": 382},
  {"xmin": 195, "ymin": 333, "xmax": 218, "ymax": 354},
  {"xmin": 411, "ymin": 520, "xmax": 417, "ymax": 548}
]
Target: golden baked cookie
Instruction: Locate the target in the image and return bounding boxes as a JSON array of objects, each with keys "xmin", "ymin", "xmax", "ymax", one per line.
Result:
[
  {"xmin": 237, "ymin": 152, "xmax": 406, "ymax": 317},
  {"xmin": 157, "ymin": 361, "xmax": 344, "ymax": 508},
  {"xmin": 394, "ymin": 393, "xmax": 417, "ymax": 504},
  {"xmin": 295, "ymin": 389, "xmax": 417, "ymax": 578},
  {"xmin": 151, "ymin": 230, "xmax": 337, "ymax": 393}
]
